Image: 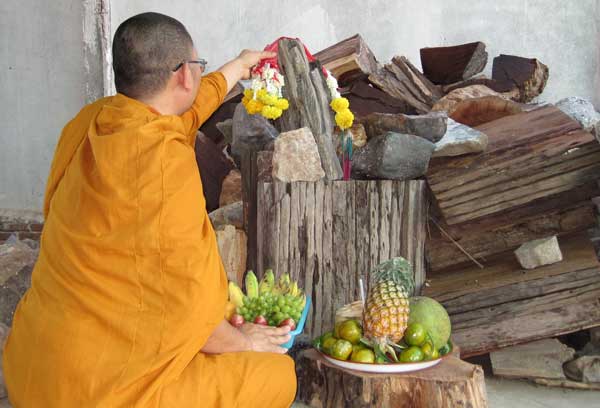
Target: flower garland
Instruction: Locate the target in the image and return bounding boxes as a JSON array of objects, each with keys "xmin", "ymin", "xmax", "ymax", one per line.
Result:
[{"xmin": 242, "ymin": 37, "xmax": 354, "ymax": 131}]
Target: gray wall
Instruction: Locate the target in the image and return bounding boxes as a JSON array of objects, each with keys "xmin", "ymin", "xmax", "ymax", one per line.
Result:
[
  {"xmin": 1, "ymin": 0, "xmax": 599, "ymax": 213},
  {"xmin": 112, "ymin": 0, "xmax": 600, "ymax": 107},
  {"xmin": 0, "ymin": 0, "xmax": 105, "ymax": 213}
]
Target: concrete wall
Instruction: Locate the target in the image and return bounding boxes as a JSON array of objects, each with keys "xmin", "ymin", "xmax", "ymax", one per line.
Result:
[
  {"xmin": 1, "ymin": 0, "xmax": 599, "ymax": 213},
  {"xmin": 112, "ymin": 0, "xmax": 600, "ymax": 107},
  {"xmin": 0, "ymin": 0, "xmax": 106, "ymax": 213}
]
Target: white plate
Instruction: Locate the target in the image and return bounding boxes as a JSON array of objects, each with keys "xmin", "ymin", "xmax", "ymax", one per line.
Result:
[{"xmin": 320, "ymin": 351, "xmax": 442, "ymax": 373}]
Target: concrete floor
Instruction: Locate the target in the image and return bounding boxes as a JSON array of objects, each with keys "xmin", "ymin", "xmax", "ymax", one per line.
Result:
[
  {"xmin": 292, "ymin": 376, "xmax": 600, "ymax": 408},
  {"xmin": 1, "ymin": 377, "xmax": 597, "ymax": 407}
]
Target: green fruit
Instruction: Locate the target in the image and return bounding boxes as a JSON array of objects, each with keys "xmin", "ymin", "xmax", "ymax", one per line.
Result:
[
  {"xmin": 338, "ymin": 320, "xmax": 362, "ymax": 344},
  {"xmin": 420, "ymin": 342, "xmax": 439, "ymax": 360},
  {"xmin": 322, "ymin": 336, "xmax": 338, "ymax": 355},
  {"xmin": 400, "ymin": 346, "xmax": 424, "ymax": 363},
  {"xmin": 351, "ymin": 348, "xmax": 375, "ymax": 363},
  {"xmin": 408, "ymin": 297, "xmax": 451, "ymax": 349},
  {"xmin": 404, "ymin": 323, "xmax": 427, "ymax": 346},
  {"xmin": 331, "ymin": 339, "xmax": 353, "ymax": 360}
]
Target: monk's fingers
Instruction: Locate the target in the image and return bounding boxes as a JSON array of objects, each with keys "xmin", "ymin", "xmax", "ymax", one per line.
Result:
[
  {"xmin": 262, "ymin": 325, "xmax": 291, "ymax": 336},
  {"xmin": 259, "ymin": 50, "xmax": 277, "ymax": 59},
  {"xmin": 269, "ymin": 333, "xmax": 291, "ymax": 346}
]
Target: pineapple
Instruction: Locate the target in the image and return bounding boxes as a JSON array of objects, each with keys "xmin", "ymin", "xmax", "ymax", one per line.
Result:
[{"xmin": 362, "ymin": 258, "xmax": 414, "ymax": 360}]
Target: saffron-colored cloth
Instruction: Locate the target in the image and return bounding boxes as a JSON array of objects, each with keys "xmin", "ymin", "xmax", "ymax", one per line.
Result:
[{"xmin": 3, "ymin": 72, "xmax": 296, "ymax": 407}]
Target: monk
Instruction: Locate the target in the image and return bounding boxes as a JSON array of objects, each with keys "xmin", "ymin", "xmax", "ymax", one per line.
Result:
[{"xmin": 3, "ymin": 12, "xmax": 297, "ymax": 407}]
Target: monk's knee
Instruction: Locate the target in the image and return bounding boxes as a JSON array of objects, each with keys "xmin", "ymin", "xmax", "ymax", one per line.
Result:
[{"xmin": 270, "ymin": 354, "xmax": 297, "ymax": 406}]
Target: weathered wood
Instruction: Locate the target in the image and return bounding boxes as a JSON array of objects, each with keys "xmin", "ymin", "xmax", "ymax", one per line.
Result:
[
  {"xmin": 369, "ymin": 56, "xmax": 442, "ymax": 114},
  {"xmin": 449, "ymin": 96, "xmax": 524, "ymax": 127},
  {"xmin": 492, "ymin": 54, "xmax": 549, "ymax": 103},
  {"xmin": 255, "ymin": 180, "xmax": 427, "ymax": 338},
  {"xmin": 424, "ymin": 234, "xmax": 600, "ymax": 357},
  {"xmin": 194, "ymin": 132, "xmax": 235, "ymax": 212},
  {"xmin": 442, "ymin": 74, "xmax": 519, "ymax": 96},
  {"xmin": 427, "ymin": 106, "xmax": 600, "ymax": 225},
  {"xmin": 314, "ymin": 34, "xmax": 380, "ymax": 85},
  {"xmin": 427, "ymin": 185, "xmax": 600, "ymax": 271},
  {"xmin": 420, "ymin": 41, "xmax": 488, "ymax": 85},
  {"xmin": 344, "ymin": 79, "xmax": 412, "ymax": 118},
  {"xmin": 296, "ymin": 349, "xmax": 488, "ymax": 408},
  {"xmin": 277, "ymin": 38, "xmax": 343, "ymax": 180}
]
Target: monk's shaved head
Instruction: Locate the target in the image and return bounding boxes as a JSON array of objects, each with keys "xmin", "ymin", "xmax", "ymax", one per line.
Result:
[{"xmin": 112, "ymin": 12, "xmax": 194, "ymax": 98}]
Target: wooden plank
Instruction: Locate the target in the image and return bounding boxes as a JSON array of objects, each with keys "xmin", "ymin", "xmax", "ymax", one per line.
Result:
[
  {"xmin": 332, "ymin": 182, "xmax": 349, "ymax": 314},
  {"xmin": 378, "ymin": 181, "xmax": 392, "ymax": 263},
  {"xmin": 278, "ymin": 192, "xmax": 291, "ymax": 275},
  {"xmin": 322, "ymin": 181, "xmax": 334, "ymax": 333},
  {"xmin": 297, "ymin": 182, "xmax": 307, "ymax": 290},
  {"xmin": 354, "ymin": 181, "xmax": 371, "ymax": 298},
  {"xmin": 303, "ymin": 182, "xmax": 316, "ymax": 332},
  {"xmin": 345, "ymin": 182, "xmax": 357, "ymax": 300},
  {"xmin": 314, "ymin": 34, "xmax": 380, "ymax": 85},
  {"xmin": 413, "ymin": 181, "xmax": 427, "ymax": 294},
  {"xmin": 311, "ymin": 181, "xmax": 325, "ymax": 336},
  {"xmin": 368, "ymin": 181, "xmax": 380, "ymax": 273},
  {"xmin": 424, "ymin": 234, "xmax": 600, "ymax": 357},
  {"xmin": 492, "ymin": 54, "xmax": 549, "ymax": 103},
  {"xmin": 289, "ymin": 182, "xmax": 300, "ymax": 279}
]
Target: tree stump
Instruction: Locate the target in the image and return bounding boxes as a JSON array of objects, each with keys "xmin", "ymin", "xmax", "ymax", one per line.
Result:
[{"xmin": 296, "ymin": 349, "xmax": 487, "ymax": 408}]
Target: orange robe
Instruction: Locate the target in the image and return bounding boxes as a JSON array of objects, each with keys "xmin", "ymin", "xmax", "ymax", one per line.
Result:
[{"xmin": 3, "ymin": 72, "xmax": 296, "ymax": 407}]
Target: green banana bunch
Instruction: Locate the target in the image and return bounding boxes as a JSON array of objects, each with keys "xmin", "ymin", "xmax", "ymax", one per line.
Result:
[
  {"xmin": 259, "ymin": 269, "xmax": 275, "ymax": 295},
  {"xmin": 228, "ymin": 282, "xmax": 244, "ymax": 308},
  {"xmin": 245, "ymin": 270, "xmax": 259, "ymax": 299}
]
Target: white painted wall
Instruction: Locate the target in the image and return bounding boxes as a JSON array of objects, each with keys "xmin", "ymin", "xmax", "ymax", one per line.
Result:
[
  {"xmin": 112, "ymin": 0, "xmax": 600, "ymax": 107},
  {"xmin": 1, "ymin": 0, "xmax": 599, "ymax": 213}
]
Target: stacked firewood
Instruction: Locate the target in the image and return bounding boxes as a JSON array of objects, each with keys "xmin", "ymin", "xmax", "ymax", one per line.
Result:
[{"xmin": 197, "ymin": 34, "xmax": 600, "ymax": 386}]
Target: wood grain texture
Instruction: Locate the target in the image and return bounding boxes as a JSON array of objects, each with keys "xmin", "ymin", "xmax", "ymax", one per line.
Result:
[
  {"xmin": 420, "ymin": 41, "xmax": 488, "ymax": 85},
  {"xmin": 255, "ymin": 180, "xmax": 427, "ymax": 338},
  {"xmin": 296, "ymin": 349, "xmax": 488, "ymax": 408}
]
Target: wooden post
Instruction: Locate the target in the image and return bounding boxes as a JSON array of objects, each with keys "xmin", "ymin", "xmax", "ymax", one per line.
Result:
[
  {"xmin": 255, "ymin": 179, "xmax": 427, "ymax": 338},
  {"xmin": 296, "ymin": 349, "xmax": 488, "ymax": 408},
  {"xmin": 277, "ymin": 38, "xmax": 343, "ymax": 180}
]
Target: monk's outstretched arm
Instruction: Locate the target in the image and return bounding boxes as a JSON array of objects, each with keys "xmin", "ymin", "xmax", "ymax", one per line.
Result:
[
  {"xmin": 217, "ymin": 50, "xmax": 276, "ymax": 94},
  {"xmin": 201, "ymin": 319, "xmax": 291, "ymax": 354}
]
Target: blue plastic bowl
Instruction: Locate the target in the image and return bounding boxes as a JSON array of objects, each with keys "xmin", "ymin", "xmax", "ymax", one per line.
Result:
[{"xmin": 282, "ymin": 296, "xmax": 311, "ymax": 349}]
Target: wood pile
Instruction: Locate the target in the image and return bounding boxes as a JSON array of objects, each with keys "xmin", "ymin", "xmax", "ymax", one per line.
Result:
[{"xmin": 195, "ymin": 34, "xmax": 600, "ymax": 389}]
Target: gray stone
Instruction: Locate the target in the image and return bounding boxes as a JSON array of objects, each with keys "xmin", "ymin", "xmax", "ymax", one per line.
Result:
[
  {"xmin": 433, "ymin": 119, "xmax": 489, "ymax": 157},
  {"xmin": 564, "ymin": 356, "xmax": 600, "ymax": 383},
  {"xmin": 215, "ymin": 225, "xmax": 247, "ymax": 285},
  {"xmin": 490, "ymin": 339, "xmax": 575, "ymax": 380},
  {"xmin": 215, "ymin": 118, "xmax": 233, "ymax": 146},
  {"xmin": 514, "ymin": 236, "xmax": 563, "ymax": 269},
  {"xmin": 361, "ymin": 112, "xmax": 448, "ymax": 143},
  {"xmin": 0, "ymin": 239, "xmax": 37, "ymax": 326},
  {"xmin": 209, "ymin": 201, "xmax": 243, "ymax": 230},
  {"xmin": 231, "ymin": 103, "xmax": 279, "ymax": 165},
  {"xmin": 352, "ymin": 132, "xmax": 436, "ymax": 180},
  {"xmin": 591, "ymin": 327, "xmax": 600, "ymax": 347},
  {"xmin": 272, "ymin": 127, "xmax": 325, "ymax": 183},
  {"xmin": 555, "ymin": 97, "xmax": 600, "ymax": 139}
]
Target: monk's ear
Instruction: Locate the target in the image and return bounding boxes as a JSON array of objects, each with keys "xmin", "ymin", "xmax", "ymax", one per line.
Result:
[{"xmin": 180, "ymin": 63, "xmax": 195, "ymax": 91}]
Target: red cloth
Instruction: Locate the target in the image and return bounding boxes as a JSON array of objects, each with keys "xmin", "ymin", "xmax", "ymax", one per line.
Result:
[{"xmin": 252, "ymin": 37, "xmax": 327, "ymax": 77}]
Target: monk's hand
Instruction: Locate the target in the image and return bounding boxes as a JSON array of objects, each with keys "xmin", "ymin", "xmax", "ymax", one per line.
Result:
[
  {"xmin": 239, "ymin": 323, "xmax": 291, "ymax": 354},
  {"xmin": 235, "ymin": 49, "xmax": 277, "ymax": 80}
]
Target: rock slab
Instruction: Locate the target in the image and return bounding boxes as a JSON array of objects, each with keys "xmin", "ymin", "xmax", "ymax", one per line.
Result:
[
  {"xmin": 272, "ymin": 127, "xmax": 325, "ymax": 183},
  {"xmin": 231, "ymin": 103, "xmax": 279, "ymax": 165},
  {"xmin": 209, "ymin": 201, "xmax": 243, "ymax": 230},
  {"xmin": 555, "ymin": 97, "xmax": 600, "ymax": 139},
  {"xmin": 514, "ymin": 236, "xmax": 563, "ymax": 269},
  {"xmin": 361, "ymin": 111, "xmax": 447, "ymax": 143},
  {"xmin": 433, "ymin": 119, "xmax": 488, "ymax": 157},
  {"xmin": 215, "ymin": 225, "xmax": 247, "ymax": 285},
  {"xmin": 0, "ymin": 237, "xmax": 37, "ymax": 326},
  {"xmin": 219, "ymin": 170, "xmax": 242, "ymax": 207},
  {"xmin": 564, "ymin": 356, "xmax": 600, "ymax": 383}
]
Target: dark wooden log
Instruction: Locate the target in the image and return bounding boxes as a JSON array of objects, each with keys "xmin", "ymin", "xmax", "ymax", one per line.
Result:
[
  {"xmin": 492, "ymin": 54, "xmax": 549, "ymax": 103},
  {"xmin": 314, "ymin": 34, "xmax": 380, "ymax": 85},
  {"xmin": 296, "ymin": 349, "xmax": 488, "ymax": 408},
  {"xmin": 427, "ymin": 183, "xmax": 600, "ymax": 271},
  {"xmin": 420, "ymin": 41, "xmax": 488, "ymax": 85},
  {"xmin": 199, "ymin": 86, "xmax": 243, "ymax": 146},
  {"xmin": 424, "ymin": 234, "xmax": 600, "ymax": 357},
  {"xmin": 427, "ymin": 106, "xmax": 600, "ymax": 225},
  {"xmin": 344, "ymin": 79, "xmax": 412, "ymax": 118},
  {"xmin": 277, "ymin": 38, "xmax": 343, "ymax": 180},
  {"xmin": 194, "ymin": 132, "xmax": 235, "ymax": 212},
  {"xmin": 255, "ymin": 180, "xmax": 427, "ymax": 338},
  {"xmin": 368, "ymin": 56, "xmax": 442, "ymax": 114}
]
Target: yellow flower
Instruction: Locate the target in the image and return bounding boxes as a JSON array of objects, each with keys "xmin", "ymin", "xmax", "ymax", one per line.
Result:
[
  {"xmin": 258, "ymin": 92, "xmax": 278, "ymax": 106},
  {"xmin": 275, "ymin": 98, "xmax": 289, "ymax": 110},
  {"xmin": 243, "ymin": 89, "xmax": 254, "ymax": 99},
  {"xmin": 335, "ymin": 108, "xmax": 354, "ymax": 130},
  {"xmin": 330, "ymin": 97, "xmax": 350, "ymax": 113},
  {"xmin": 245, "ymin": 99, "xmax": 264, "ymax": 115},
  {"xmin": 261, "ymin": 105, "xmax": 283, "ymax": 120}
]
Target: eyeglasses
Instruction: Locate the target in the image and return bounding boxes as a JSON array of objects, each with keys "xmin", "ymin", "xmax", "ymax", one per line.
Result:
[{"xmin": 172, "ymin": 59, "xmax": 207, "ymax": 73}]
